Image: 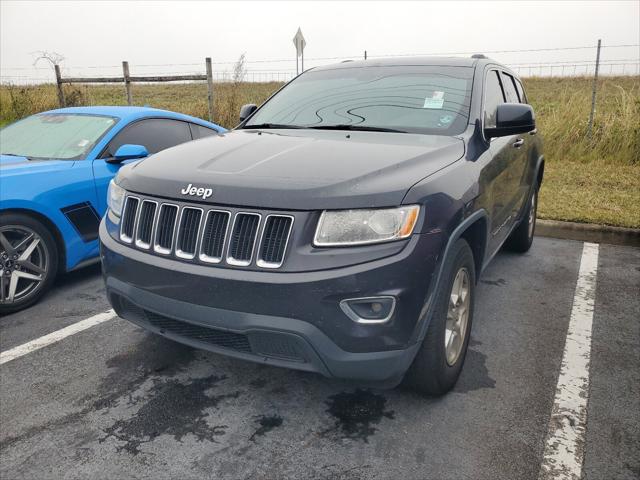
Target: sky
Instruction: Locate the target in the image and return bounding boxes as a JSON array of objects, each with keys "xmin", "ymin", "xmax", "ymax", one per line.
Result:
[{"xmin": 1, "ymin": 0, "xmax": 639, "ymax": 83}]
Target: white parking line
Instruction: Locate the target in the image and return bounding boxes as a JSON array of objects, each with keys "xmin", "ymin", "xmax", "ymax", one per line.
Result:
[
  {"xmin": 539, "ymin": 242, "xmax": 599, "ymax": 480},
  {"xmin": 0, "ymin": 309, "xmax": 116, "ymax": 366}
]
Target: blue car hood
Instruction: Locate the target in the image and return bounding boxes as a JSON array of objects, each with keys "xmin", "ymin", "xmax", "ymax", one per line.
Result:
[{"xmin": 0, "ymin": 155, "xmax": 74, "ymax": 176}]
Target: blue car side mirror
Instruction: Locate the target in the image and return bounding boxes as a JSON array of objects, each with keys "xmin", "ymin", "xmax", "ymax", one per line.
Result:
[{"xmin": 108, "ymin": 144, "xmax": 149, "ymax": 163}]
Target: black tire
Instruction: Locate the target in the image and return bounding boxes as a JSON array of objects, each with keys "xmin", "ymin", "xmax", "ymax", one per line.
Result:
[
  {"xmin": 505, "ymin": 185, "xmax": 538, "ymax": 253},
  {"xmin": 403, "ymin": 238, "xmax": 475, "ymax": 396},
  {"xmin": 0, "ymin": 213, "xmax": 59, "ymax": 315}
]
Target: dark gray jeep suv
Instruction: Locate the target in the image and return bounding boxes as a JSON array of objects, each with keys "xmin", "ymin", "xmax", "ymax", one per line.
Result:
[{"xmin": 100, "ymin": 56, "xmax": 543, "ymax": 395}]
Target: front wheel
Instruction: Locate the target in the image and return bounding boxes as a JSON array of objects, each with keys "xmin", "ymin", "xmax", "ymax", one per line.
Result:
[
  {"xmin": 0, "ymin": 213, "xmax": 59, "ymax": 315},
  {"xmin": 403, "ymin": 238, "xmax": 476, "ymax": 396}
]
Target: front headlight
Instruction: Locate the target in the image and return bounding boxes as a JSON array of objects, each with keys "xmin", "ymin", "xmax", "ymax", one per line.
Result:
[
  {"xmin": 314, "ymin": 205, "xmax": 420, "ymax": 246},
  {"xmin": 107, "ymin": 179, "xmax": 126, "ymax": 218}
]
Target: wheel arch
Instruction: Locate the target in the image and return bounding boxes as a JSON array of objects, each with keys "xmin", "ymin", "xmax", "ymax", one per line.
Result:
[
  {"xmin": 458, "ymin": 214, "xmax": 489, "ymax": 279},
  {"xmin": 410, "ymin": 209, "xmax": 489, "ymax": 347},
  {"xmin": 0, "ymin": 208, "xmax": 67, "ymax": 273}
]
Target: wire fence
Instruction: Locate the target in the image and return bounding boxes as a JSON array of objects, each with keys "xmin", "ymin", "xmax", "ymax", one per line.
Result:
[{"xmin": 1, "ymin": 42, "xmax": 639, "ymax": 85}]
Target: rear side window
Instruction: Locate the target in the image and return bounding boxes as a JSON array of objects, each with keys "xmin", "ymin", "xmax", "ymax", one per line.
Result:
[
  {"xmin": 514, "ymin": 78, "xmax": 528, "ymax": 104},
  {"xmin": 190, "ymin": 123, "xmax": 219, "ymax": 139},
  {"xmin": 484, "ymin": 71, "xmax": 505, "ymax": 129},
  {"xmin": 101, "ymin": 118, "xmax": 192, "ymax": 157},
  {"xmin": 500, "ymin": 72, "xmax": 520, "ymax": 103}
]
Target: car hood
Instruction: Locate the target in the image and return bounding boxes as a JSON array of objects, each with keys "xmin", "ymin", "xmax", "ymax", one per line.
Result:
[
  {"xmin": 0, "ymin": 154, "xmax": 74, "ymax": 176},
  {"xmin": 119, "ymin": 129, "xmax": 465, "ymax": 210}
]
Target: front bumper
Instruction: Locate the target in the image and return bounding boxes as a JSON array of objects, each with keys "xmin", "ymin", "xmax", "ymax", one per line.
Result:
[{"xmin": 100, "ymin": 219, "xmax": 443, "ymax": 384}]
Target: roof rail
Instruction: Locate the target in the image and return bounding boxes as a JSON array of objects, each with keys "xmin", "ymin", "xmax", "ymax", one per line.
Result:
[{"xmin": 471, "ymin": 54, "xmax": 487, "ymax": 59}]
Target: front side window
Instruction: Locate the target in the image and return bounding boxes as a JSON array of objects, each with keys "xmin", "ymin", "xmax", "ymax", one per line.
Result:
[
  {"xmin": 101, "ymin": 118, "xmax": 192, "ymax": 158},
  {"xmin": 483, "ymin": 71, "xmax": 506, "ymax": 129},
  {"xmin": 0, "ymin": 114, "xmax": 117, "ymax": 160},
  {"xmin": 245, "ymin": 65, "xmax": 474, "ymax": 135}
]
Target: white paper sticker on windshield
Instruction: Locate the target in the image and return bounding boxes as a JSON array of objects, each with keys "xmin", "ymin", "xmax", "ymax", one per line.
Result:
[
  {"xmin": 423, "ymin": 91, "xmax": 445, "ymax": 109},
  {"xmin": 77, "ymin": 139, "xmax": 90, "ymax": 147}
]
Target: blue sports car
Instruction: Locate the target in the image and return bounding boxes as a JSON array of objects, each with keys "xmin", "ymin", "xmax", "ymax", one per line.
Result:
[{"xmin": 0, "ymin": 106, "xmax": 224, "ymax": 313}]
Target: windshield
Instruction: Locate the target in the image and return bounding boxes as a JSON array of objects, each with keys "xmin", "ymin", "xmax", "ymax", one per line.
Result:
[
  {"xmin": 0, "ymin": 113, "xmax": 117, "ymax": 160},
  {"xmin": 245, "ymin": 65, "xmax": 473, "ymax": 135}
]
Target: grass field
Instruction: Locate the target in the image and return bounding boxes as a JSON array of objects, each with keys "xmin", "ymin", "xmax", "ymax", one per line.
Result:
[{"xmin": 1, "ymin": 76, "xmax": 638, "ymax": 228}]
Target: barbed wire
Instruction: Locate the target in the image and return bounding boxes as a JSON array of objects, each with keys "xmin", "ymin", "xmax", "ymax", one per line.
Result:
[
  {"xmin": 1, "ymin": 41, "xmax": 639, "ymax": 84},
  {"xmin": 2, "ymin": 62, "xmax": 639, "ymax": 84},
  {"xmin": 1, "ymin": 43, "xmax": 638, "ymax": 71}
]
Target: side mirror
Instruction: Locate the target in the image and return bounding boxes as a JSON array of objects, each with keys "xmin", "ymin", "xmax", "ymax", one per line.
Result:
[
  {"xmin": 239, "ymin": 104, "xmax": 258, "ymax": 123},
  {"xmin": 485, "ymin": 104, "xmax": 536, "ymax": 138},
  {"xmin": 107, "ymin": 144, "xmax": 149, "ymax": 164}
]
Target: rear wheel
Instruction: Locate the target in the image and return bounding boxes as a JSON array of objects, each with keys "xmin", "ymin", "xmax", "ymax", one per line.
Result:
[
  {"xmin": 0, "ymin": 213, "xmax": 58, "ymax": 315},
  {"xmin": 403, "ymin": 238, "xmax": 475, "ymax": 396},
  {"xmin": 505, "ymin": 185, "xmax": 538, "ymax": 253}
]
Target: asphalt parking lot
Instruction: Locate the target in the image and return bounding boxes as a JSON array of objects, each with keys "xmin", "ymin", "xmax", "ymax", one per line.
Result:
[{"xmin": 0, "ymin": 236, "xmax": 638, "ymax": 480}]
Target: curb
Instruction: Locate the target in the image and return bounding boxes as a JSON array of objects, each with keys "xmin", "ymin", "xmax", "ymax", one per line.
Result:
[{"xmin": 536, "ymin": 219, "xmax": 640, "ymax": 247}]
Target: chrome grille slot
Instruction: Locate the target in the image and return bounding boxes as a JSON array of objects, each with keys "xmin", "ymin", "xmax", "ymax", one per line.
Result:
[
  {"xmin": 199, "ymin": 210, "xmax": 230, "ymax": 263},
  {"xmin": 227, "ymin": 213, "xmax": 261, "ymax": 266},
  {"xmin": 257, "ymin": 215, "xmax": 294, "ymax": 268},
  {"xmin": 120, "ymin": 196, "xmax": 139, "ymax": 243},
  {"xmin": 175, "ymin": 207, "xmax": 203, "ymax": 259},
  {"xmin": 153, "ymin": 204, "xmax": 178, "ymax": 254},
  {"xmin": 134, "ymin": 200, "xmax": 157, "ymax": 249}
]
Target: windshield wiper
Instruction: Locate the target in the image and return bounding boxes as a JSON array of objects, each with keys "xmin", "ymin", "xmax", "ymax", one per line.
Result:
[
  {"xmin": 243, "ymin": 123, "xmax": 408, "ymax": 133},
  {"xmin": 243, "ymin": 123, "xmax": 305, "ymax": 130},
  {"xmin": 308, "ymin": 124, "xmax": 408, "ymax": 133},
  {"xmin": 1, "ymin": 153, "xmax": 34, "ymax": 161}
]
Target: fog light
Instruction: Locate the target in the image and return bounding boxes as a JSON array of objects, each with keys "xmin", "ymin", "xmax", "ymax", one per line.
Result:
[{"xmin": 340, "ymin": 296, "xmax": 396, "ymax": 324}]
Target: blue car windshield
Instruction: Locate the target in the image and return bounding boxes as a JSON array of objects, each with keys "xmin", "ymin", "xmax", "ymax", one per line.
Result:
[
  {"xmin": 0, "ymin": 113, "xmax": 117, "ymax": 160},
  {"xmin": 244, "ymin": 65, "xmax": 473, "ymax": 135}
]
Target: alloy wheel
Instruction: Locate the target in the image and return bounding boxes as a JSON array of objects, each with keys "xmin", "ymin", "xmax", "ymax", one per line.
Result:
[
  {"xmin": 0, "ymin": 226, "xmax": 48, "ymax": 305},
  {"xmin": 445, "ymin": 267, "xmax": 470, "ymax": 366},
  {"xmin": 528, "ymin": 190, "xmax": 537, "ymax": 238}
]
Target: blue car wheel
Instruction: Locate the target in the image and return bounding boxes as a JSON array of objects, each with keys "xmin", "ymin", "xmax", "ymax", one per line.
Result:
[{"xmin": 0, "ymin": 213, "xmax": 59, "ymax": 314}]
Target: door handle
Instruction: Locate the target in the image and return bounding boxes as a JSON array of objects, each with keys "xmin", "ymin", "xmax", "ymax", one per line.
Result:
[{"xmin": 512, "ymin": 138, "xmax": 524, "ymax": 148}]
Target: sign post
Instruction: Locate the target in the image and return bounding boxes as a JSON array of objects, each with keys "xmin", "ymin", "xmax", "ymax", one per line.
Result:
[{"xmin": 293, "ymin": 27, "xmax": 306, "ymax": 75}]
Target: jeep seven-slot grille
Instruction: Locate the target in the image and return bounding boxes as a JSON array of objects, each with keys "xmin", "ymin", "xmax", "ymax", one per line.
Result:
[
  {"xmin": 135, "ymin": 201, "xmax": 157, "ymax": 248},
  {"xmin": 120, "ymin": 197, "xmax": 139, "ymax": 242},
  {"xmin": 120, "ymin": 195, "xmax": 293, "ymax": 269}
]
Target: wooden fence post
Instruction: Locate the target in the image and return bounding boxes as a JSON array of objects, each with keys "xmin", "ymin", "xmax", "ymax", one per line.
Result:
[
  {"xmin": 206, "ymin": 57, "xmax": 214, "ymax": 122},
  {"xmin": 122, "ymin": 61, "xmax": 133, "ymax": 105},
  {"xmin": 54, "ymin": 64, "xmax": 65, "ymax": 107}
]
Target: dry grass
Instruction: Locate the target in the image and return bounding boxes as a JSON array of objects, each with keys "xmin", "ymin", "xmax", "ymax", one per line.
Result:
[
  {"xmin": 1, "ymin": 76, "xmax": 639, "ymax": 227},
  {"xmin": 523, "ymin": 76, "xmax": 640, "ymax": 228},
  {"xmin": 538, "ymin": 161, "xmax": 640, "ymax": 227},
  {"xmin": 0, "ymin": 81, "xmax": 281, "ymax": 130},
  {"xmin": 524, "ymin": 76, "xmax": 640, "ymax": 165}
]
